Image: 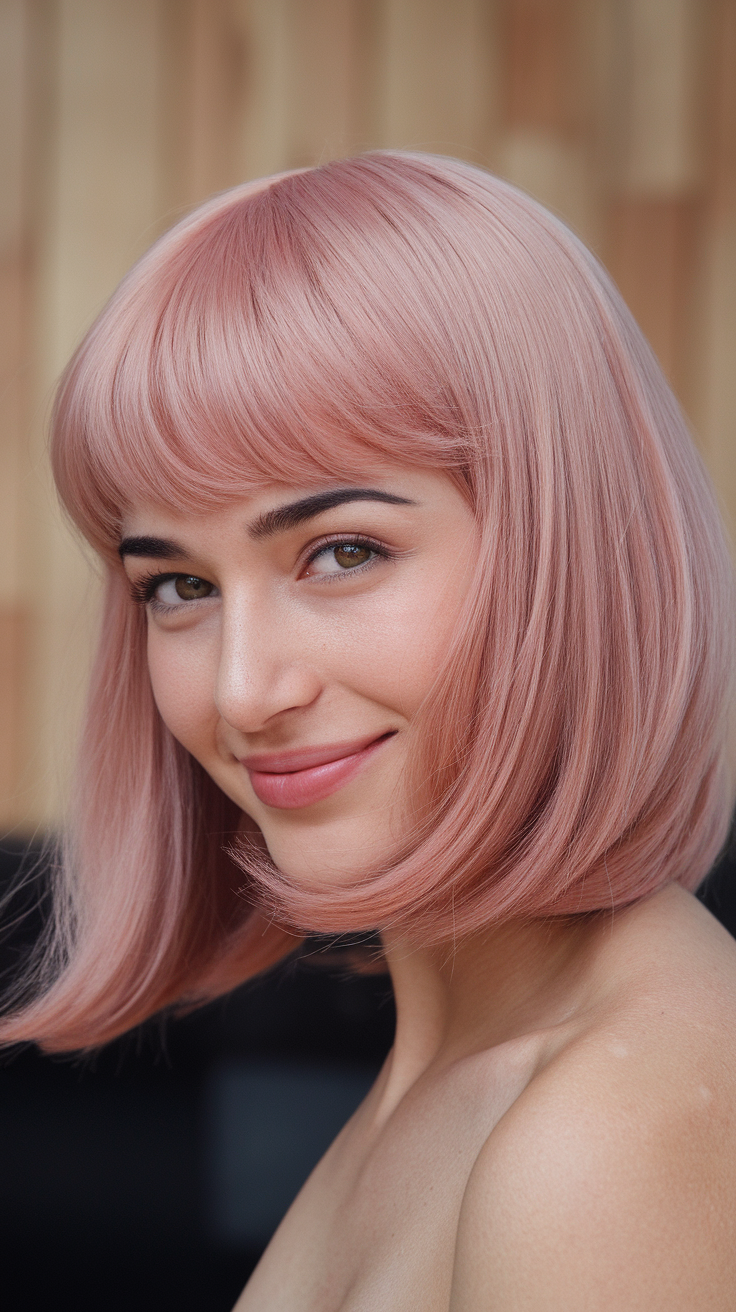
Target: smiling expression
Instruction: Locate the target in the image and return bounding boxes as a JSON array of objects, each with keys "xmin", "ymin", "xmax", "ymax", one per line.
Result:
[{"xmin": 120, "ymin": 464, "xmax": 477, "ymax": 887}]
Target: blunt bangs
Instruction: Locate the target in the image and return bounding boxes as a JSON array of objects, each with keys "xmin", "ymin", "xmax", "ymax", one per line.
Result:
[
  {"xmin": 2, "ymin": 151, "xmax": 733, "ymax": 1050},
  {"xmin": 52, "ymin": 158, "xmax": 487, "ymax": 558}
]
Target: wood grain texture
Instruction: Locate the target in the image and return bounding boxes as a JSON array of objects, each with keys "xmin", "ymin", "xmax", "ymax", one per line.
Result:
[
  {"xmin": 504, "ymin": 0, "xmax": 576, "ymax": 133},
  {"xmin": 379, "ymin": 0, "xmax": 497, "ymax": 159},
  {"xmin": 0, "ymin": 606, "xmax": 27, "ymax": 827},
  {"xmin": 608, "ymin": 196, "xmax": 701, "ymax": 397},
  {"xmin": 709, "ymin": 0, "xmax": 736, "ymax": 219},
  {"xmin": 0, "ymin": 0, "xmax": 31, "ymax": 611},
  {"xmin": 618, "ymin": 0, "xmax": 703, "ymax": 197},
  {"xmin": 693, "ymin": 0, "xmax": 736, "ymax": 538},
  {"xmin": 1, "ymin": 0, "xmax": 734, "ymax": 827}
]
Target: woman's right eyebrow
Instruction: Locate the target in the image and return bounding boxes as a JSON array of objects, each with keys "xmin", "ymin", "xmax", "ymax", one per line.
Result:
[{"xmin": 118, "ymin": 536, "xmax": 184, "ymax": 560}]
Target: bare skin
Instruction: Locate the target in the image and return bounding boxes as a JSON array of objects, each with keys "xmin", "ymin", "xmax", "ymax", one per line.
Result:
[
  {"xmin": 231, "ymin": 889, "xmax": 736, "ymax": 1311},
  {"xmin": 120, "ymin": 465, "xmax": 736, "ymax": 1310}
]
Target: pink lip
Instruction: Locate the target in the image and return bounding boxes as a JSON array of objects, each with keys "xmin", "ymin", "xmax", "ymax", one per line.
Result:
[{"xmin": 241, "ymin": 732, "xmax": 395, "ymax": 810}]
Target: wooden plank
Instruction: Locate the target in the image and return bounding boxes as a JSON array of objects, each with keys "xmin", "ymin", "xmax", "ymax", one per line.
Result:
[
  {"xmin": 379, "ymin": 0, "xmax": 498, "ymax": 161},
  {"xmin": 285, "ymin": 0, "xmax": 358, "ymax": 166},
  {"xmin": 497, "ymin": 0, "xmax": 600, "ymax": 248},
  {"xmin": 26, "ymin": 0, "xmax": 166, "ymax": 826},
  {"xmin": 181, "ymin": 0, "xmax": 251, "ymax": 199},
  {"xmin": 0, "ymin": 606, "xmax": 27, "ymax": 828},
  {"xmin": 0, "ymin": 0, "xmax": 29, "ymax": 617},
  {"xmin": 229, "ymin": 0, "xmax": 292, "ymax": 180},
  {"xmin": 619, "ymin": 0, "xmax": 703, "ymax": 197},
  {"xmin": 608, "ymin": 196, "xmax": 700, "ymax": 398},
  {"xmin": 496, "ymin": 132, "xmax": 600, "ymax": 247},
  {"xmin": 0, "ymin": 0, "xmax": 34, "ymax": 829},
  {"xmin": 693, "ymin": 0, "xmax": 736, "ymax": 539},
  {"xmin": 504, "ymin": 0, "xmax": 576, "ymax": 133},
  {"xmin": 709, "ymin": 0, "xmax": 736, "ymax": 219}
]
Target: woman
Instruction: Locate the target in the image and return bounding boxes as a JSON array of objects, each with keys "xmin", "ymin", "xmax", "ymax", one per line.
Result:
[{"xmin": 3, "ymin": 152, "xmax": 736, "ymax": 1308}]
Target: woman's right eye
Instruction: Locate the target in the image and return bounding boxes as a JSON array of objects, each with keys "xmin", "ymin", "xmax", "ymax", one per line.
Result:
[{"xmin": 152, "ymin": 575, "xmax": 216, "ymax": 606}]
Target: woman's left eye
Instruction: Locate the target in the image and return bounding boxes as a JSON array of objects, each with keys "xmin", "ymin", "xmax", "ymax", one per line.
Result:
[{"xmin": 304, "ymin": 541, "xmax": 379, "ymax": 577}]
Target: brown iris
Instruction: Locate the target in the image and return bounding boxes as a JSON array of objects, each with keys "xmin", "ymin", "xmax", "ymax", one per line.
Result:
[
  {"xmin": 333, "ymin": 544, "xmax": 372, "ymax": 568},
  {"xmin": 174, "ymin": 576, "xmax": 213, "ymax": 600}
]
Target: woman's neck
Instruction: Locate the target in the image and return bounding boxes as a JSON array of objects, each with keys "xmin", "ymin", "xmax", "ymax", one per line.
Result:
[{"xmin": 376, "ymin": 914, "xmax": 601, "ymax": 1115}]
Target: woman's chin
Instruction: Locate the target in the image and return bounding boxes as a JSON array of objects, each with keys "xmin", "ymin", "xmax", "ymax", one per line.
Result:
[
  {"xmin": 259, "ymin": 825, "xmax": 396, "ymax": 891},
  {"xmin": 253, "ymin": 797, "xmax": 407, "ymax": 888},
  {"xmin": 263, "ymin": 843, "xmax": 375, "ymax": 889}
]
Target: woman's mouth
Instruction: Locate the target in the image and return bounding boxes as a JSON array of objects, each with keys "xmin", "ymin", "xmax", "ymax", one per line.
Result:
[{"xmin": 241, "ymin": 732, "xmax": 396, "ymax": 809}]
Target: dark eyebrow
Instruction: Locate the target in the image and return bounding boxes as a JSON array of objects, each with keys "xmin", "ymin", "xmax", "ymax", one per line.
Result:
[
  {"xmin": 118, "ymin": 535, "xmax": 185, "ymax": 561},
  {"xmin": 118, "ymin": 489, "xmax": 416, "ymax": 559},
  {"xmin": 248, "ymin": 488, "xmax": 416, "ymax": 540}
]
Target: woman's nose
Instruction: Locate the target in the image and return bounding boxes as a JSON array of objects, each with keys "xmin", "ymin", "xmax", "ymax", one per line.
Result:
[{"xmin": 213, "ymin": 601, "xmax": 322, "ymax": 732}]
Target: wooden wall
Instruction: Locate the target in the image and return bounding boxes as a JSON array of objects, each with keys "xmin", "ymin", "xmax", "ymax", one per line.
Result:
[{"xmin": 2, "ymin": 0, "xmax": 735, "ymax": 830}]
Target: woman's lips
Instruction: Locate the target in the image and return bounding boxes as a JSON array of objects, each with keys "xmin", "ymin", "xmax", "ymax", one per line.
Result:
[{"xmin": 241, "ymin": 733, "xmax": 395, "ymax": 810}]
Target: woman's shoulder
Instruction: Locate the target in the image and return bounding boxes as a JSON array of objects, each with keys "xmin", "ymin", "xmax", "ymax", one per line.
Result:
[{"xmin": 451, "ymin": 887, "xmax": 736, "ymax": 1309}]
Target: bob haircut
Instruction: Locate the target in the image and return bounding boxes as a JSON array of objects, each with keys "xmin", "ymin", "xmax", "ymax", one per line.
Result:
[{"xmin": 2, "ymin": 152, "xmax": 734, "ymax": 1051}]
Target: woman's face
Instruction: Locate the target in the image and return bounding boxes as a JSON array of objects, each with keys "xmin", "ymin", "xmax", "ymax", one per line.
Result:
[{"xmin": 121, "ymin": 463, "xmax": 477, "ymax": 885}]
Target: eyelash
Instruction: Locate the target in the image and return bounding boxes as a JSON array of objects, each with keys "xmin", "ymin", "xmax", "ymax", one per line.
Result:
[
  {"xmin": 129, "ymin": 572, "xmax": 189, "ymax": 610},
  {"xmin": 128, "ymin": 534, "xmax": 394, "ymax": 611},
  {"xmin": 304, "ymin": 533, "xmax": 394, "ymax": 581}
]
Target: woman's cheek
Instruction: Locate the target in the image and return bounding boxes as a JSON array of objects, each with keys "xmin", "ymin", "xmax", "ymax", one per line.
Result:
[
  {"xmin": 146, "ymin": 631, "xmax": 217, "ymax": 753},
  {"xmin": 364, "ymin": 587, "xmax": 463, "ymax": 703}
]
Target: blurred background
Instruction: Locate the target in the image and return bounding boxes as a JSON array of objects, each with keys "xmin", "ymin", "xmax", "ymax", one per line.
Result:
[{"xmin": 1, "ymin": 1, "xmax": 735, "ymax": 1308}]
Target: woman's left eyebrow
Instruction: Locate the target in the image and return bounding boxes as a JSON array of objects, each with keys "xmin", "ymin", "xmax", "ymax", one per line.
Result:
[
  {"xmin": 247, "ymin": 488, "xmax": 416, "ymax": 540},
  {"xmin": 118, "ymin": 535, "xmax": 184, "ymax": 560}
]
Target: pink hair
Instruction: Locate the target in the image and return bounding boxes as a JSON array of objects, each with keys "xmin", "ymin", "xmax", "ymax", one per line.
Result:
[{"xmin": 2, "ymin": 152, "xmax": 733, "ymax": 1050}]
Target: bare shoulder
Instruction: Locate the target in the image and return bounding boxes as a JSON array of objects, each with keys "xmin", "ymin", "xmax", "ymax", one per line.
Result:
[{"xmin": 451, "ymin": 888, "xmax": 736, "ymax": 1311}]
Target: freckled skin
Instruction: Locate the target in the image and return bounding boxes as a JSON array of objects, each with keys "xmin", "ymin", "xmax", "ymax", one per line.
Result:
[{"xmin": 122, "ymin": 462, "xmax": 736, "ymax": 1312}]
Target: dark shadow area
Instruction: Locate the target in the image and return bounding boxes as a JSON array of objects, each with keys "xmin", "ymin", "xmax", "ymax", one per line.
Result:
[
  {"xmin": 0, "ymin": 833, "xmax": 733, "ymax": 1311},
  {"xmin": 0, "ymin": 840, "xmax": 395, "ymax": 1312},
  {"xmin": 695, "ymin": 831, "xmax": 736, "ymax": 938}
]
